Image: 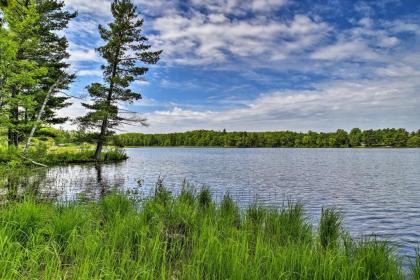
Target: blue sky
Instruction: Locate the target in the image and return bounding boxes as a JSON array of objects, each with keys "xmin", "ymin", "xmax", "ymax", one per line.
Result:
[{"xmin": 60, "ymin": 0, "xmax": 420, "ymax": 133}]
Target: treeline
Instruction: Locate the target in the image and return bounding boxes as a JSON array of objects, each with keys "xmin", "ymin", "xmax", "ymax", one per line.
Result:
[{"xmin": 110, "ymin": 129, "xmax": 420, "ymax": 148}]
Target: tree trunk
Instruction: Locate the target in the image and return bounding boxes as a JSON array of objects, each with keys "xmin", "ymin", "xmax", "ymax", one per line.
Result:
[
  {"xmin": 24, "ymin": 78, "xmax": 62, "ymax": 155},
  {"xmin": 94, "ymin": 118, "xmax": 108, "ymax": 161},
  {"xmin": 94, "ymin": 47, "xmax": 120, "ymax": 161},
  {"xmin": 7, "ymin": 128, "xmax": 13, "ymax": 147},
  {"xmin": 8, "ymin": 103, "xmax": 19, "ymax": 147}
]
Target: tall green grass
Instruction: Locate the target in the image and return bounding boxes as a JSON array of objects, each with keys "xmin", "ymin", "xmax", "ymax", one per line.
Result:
[
  {"xmin": 0, "ymin": 187, "xmax": 411, "ymax": 279},
  {"xmin": 413, "ymin": 254, "xmax": 420, "ymax": 279}
]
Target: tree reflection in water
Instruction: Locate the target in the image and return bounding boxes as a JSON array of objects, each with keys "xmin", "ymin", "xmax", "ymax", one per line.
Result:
[
  {"xmin": 0, "ymin": 164, "xmax": 127, "ymax": 203},
  {"xmin": 0, "ymin": 167, "xmax": 47, "ymax": 201}
]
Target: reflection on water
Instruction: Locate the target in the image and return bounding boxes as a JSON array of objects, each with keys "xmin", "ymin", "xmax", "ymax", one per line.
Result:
[
  {"xmin": 0, "ymin": 168, "xmax": 48, "ymax": 201},
  {"xmin": 1, "ymin": 148, "xmax": 420, "ymax": 264},
  {"xmin": 0, "ymin": 164, "xmax": 126, "ymax": 202},
  {"xmin": 43, "ymin": 164, "xmax": 127, "ymax": 201}
]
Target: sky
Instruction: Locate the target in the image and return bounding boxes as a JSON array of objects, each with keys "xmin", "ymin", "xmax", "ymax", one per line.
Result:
[{"xmin": 60, "ymin": 0, "xmax": 420, "ymax": 133}]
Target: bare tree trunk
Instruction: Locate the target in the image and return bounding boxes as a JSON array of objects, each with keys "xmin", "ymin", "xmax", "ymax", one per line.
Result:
[{"xmin": 24, "ymin": 78, "xmax": 62, "ymax": 155}]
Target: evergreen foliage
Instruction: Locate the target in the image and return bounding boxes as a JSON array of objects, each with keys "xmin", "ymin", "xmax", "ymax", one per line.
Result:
[
  {"xmin": 77, "ymin": 0, "xmax": 161, "ymax": 161},
  {"xmin": 0, "ymin": 0, "xmax": 75, "ymax": 147}
]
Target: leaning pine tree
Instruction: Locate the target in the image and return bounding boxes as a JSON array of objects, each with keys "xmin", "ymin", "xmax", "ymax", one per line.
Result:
[{"xmin": 78, "ymin": 0, "xmax": 161, "ymax": 161}]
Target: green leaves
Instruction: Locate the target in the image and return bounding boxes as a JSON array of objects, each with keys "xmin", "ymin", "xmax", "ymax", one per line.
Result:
[{"xmin": 0, "ymin": 0, "xmax": 75, "ymax": 147}]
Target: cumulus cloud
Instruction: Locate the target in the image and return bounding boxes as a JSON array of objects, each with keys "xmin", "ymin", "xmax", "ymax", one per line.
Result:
[
  {"xmin": 57, "ymin": 0, "xmax": 420, "ymax": 132},
  {"xmin": 150, "ymin": 14, "xmax": 330, "ymax": 65},
  {"xmin": 311, "ymin": 40, "xmax": 378, "ymax": 60},
  {"xmin": 68, "ymin": 48, "xmax": 100, "ymax": 62},
  {"xmin": 64, "ymin": 0, "xmax": 111, "ymax": 15},
  {"xmin": 136, "ymin": 75, "xmax": 420, "ymax": 133},
  {"xmin": 77, "ymin": 70, "xmax": 103, "ymax": 77}
]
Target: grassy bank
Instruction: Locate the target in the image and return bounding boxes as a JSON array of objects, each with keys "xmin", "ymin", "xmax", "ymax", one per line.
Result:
[
  {"xmin": 0, "ymin": 144, "xmax": 127, "ymax": 167},
  {"xmin": 0, "ymin": 186, "xmax": 418, "ymax": 279}
]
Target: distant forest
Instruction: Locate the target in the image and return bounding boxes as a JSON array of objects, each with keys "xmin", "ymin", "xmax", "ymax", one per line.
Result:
[
  {"xmin": 111, "ymin": 129, "xmax": 420, "ymax": 148},
  {"xmin": 44, "ymin": 128, "xmax": 420, "ymax": 148}
]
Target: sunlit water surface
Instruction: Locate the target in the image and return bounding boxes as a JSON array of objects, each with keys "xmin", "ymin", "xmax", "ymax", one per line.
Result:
[{"xmin": 3, "ymin": 148, "xmax": 420, "ymax": 265}]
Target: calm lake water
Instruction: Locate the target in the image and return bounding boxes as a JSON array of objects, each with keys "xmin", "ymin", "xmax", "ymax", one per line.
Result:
[{"xmin": 3, "ymin": 148, "xmax": 420, "ymax": 262}]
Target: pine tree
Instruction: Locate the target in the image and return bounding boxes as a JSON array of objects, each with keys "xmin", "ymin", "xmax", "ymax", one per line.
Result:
[
  {"xmin": 0, "ymin": 0, "xmax": 75, "ymax": 148},
  {"xmin": 78, "ymin": 0, "xmax": 161, "ymax": 161},
  {"xmin": 32, "ymin": 0, "xmax": 76, "ymax": 125},
  {"xmin": 1, "ymin": 0, "xmax": 47, "ymax": 147}
]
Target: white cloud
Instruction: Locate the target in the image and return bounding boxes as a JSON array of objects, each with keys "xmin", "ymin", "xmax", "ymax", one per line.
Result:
[
  {"xmin": 386, "ymin": 20, "xmax": 420, "ymax": 35},
  {"xmin": 56, "ymin": 98, "xmax": 86, "ymax": 130},
  {"xmin": 188, "ymin": 0, "xmax": 287, "ymax": 15},
  {"xmin": 77, "ymin": 70, "xmax": 103, "ymax": 77},
  {"xmin": 64, "ymin": 0, "xmax": 111, "ymax": 15},
  {"xmin": 375, "ymin": 64, "xmax": 420, "ymax": 78},
  {"xmin": 311, "ymin": 40, "xmax": 378, "ymax": 60},
  {"xmin": 68, "ymin": 47, "xmax": 100, "ymax": 62},
  {"xmin": 252, "ymin": 0, "xmax": 288, "ymax": 11},
  {"xmin": 132, "ymin": 75, "xmax": 420, "ymax": 133},
  {"xmin": 151, "ymin": 14, "xmax": 330, "ymax": 65},
  {"xmin": 57, "ymin": 0, "xmax": 420, "ymax": 132}
]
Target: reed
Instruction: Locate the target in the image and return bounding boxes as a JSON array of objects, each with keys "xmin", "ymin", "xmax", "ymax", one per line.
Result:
[
  {"xmin": 319, "ymin": 208, "xmax": 342, "ymax": 250},
  {"xmin": 0, "ymin": 187, "xmax": 409, "ymax": 279}
]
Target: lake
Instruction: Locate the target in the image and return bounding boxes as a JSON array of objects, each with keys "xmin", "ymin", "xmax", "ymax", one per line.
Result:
[{"xmin": 2, "ymin": 148, "xmax": 420, "ymax": 263}]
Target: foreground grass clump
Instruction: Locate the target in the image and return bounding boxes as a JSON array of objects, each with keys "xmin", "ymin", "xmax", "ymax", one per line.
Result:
[{"xmin": 0, "ymin": 188, "xmax": 411, "ymax": 279}]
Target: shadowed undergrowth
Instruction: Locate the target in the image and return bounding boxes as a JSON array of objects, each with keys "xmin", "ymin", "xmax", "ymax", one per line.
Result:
[{"xmin": 0, "ymin": 186, "xmax": 417, "ymax": 279}]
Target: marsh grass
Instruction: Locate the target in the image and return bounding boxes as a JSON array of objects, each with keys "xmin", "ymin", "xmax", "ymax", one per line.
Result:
[
  {"xmin": 412, "ymin": 254, "xmax": 420, "ymax": 279},
  {"xmin": 0, "ymin": 144, "xmax": 127, "ymax": 166},
  {"xmin": 0, "ymin": 185, "xmax": 411, "ymax": 279},
  {"xmin": 319, "ymin": 208, "xmax": 342, "ymax": 250}
]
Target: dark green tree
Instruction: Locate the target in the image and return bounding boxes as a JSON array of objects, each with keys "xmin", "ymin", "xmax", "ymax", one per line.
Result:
[
  {"xmin": 32, "ymin": 0, "xmax": 77, "ymax": 125},
  {"xmin": 363, "ymin": 129, "xmax": 381, "ymax": 147},
  {"xmin": 78, "ymin": 0, "xmax": 161, "ymax": 160},
  {"xmin": 349, "ymin": 128, "xmax": 362, "ymax": 147},
  {"xmin": 334, "ymin": 129, "xmax": 349, "ymax": 147},
  {"xmin": 1, "ymin": 0, "xmax": 75, "ymax": 148},
  {"xmin": 1, "ymin": 0, "xmax": 47, "ymax": 147},
  {"xmin": 407, "ymin": 134, "xmax": 420, "ymax": 147}
]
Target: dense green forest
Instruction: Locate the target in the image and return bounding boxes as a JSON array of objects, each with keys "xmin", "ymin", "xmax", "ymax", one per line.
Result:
[
  {"xmin": 33, "ymin": 127, "xmax": 420, "ymax": 148},
  {"xmin": 109, "ymin": 128, "xmax": 420, "ymax": 148}
]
